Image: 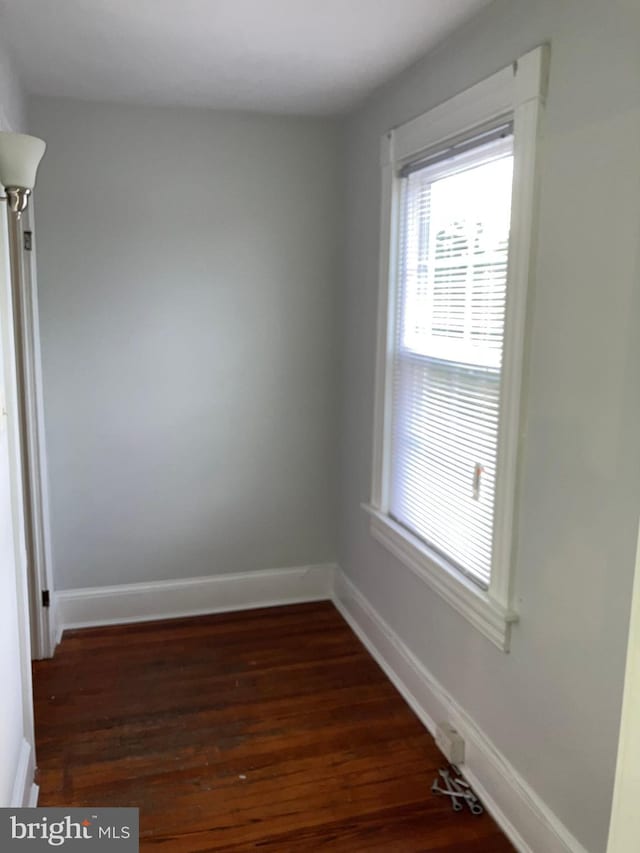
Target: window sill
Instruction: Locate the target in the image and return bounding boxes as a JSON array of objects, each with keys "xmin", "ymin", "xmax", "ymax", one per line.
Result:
[{"xmin": 362, "ymin": 505, "xmax": 518, "ymax": 652}]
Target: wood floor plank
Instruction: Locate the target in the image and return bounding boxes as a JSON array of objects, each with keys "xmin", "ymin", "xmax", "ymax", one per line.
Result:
[{"xmin": 33, "ymin": 602, "xmax": 513, "ymax": 851}]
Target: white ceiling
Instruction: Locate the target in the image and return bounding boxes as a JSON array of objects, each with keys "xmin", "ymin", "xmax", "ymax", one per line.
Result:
[{"xmin": 0, "ymin": 0, "xmax": 491, "ymax": 115}]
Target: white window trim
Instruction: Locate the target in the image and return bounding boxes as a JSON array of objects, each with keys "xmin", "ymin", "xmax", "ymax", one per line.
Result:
[{"xmin": 365, "ymin": 46, "xmax": 549, "ymax": 652}]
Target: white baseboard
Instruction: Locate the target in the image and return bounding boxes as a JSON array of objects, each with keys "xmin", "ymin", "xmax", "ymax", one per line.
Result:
[
  {"xmin": 56, "ymin": 563, "xmax": 335, "ymax": 633},
  {"xmin": 10, "ymin": 739, "xmax": 36, "ymax": 808},
  {"xmin": 52, "ymin": 562, "xmax": 585, "ymax": 851},
  {"xmin": 332, "ymin": 569, "xmax": 589, "ymax": 853}
]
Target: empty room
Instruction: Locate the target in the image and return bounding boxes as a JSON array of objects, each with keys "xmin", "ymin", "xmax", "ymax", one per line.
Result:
[{"xmin": 1, "ymin": 1, "xmax": 640, "ymax": 851}]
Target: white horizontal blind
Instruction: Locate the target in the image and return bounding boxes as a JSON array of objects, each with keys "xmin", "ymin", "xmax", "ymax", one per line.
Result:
[{"xmin": 389, "ymin": 134, "xmax": 514, "ymax": 588}]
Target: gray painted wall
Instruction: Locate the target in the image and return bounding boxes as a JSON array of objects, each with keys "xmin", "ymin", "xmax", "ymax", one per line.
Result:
[
  {"xmin": 339, "ymin": 1, "xmax": 640, "ymax": 850},
  {"xmin": 0, "ymin": 36, "xmax": 26, "ymax": 132},
  {"xmin": 24, "ymin": 0, "xmax": 640, "ymax": 845},
  {"xmin": 29, "ymin": 99, "xmax": 342, "ymax": 590}
]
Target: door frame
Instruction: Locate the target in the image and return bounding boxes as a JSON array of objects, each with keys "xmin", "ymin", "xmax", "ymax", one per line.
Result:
[
  {"xmin": 607, "ymin": 518, "xmax": 640, "ymax": 850},
  {"xmin": 11, "ymin": 201, "xmax": 56, "ymax": 659},
  {"xmin": 1, "ymin": 107, "xmax": 56, "ymax": 661},
  {"xmin": 0, "ymin": 161, "xmax": 37, "ymax": 800}
]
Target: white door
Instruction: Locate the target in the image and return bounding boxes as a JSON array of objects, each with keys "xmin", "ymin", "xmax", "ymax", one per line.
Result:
[{"xmin": 0, "ymin": 201, "xmax": 36, "ymax": 804}]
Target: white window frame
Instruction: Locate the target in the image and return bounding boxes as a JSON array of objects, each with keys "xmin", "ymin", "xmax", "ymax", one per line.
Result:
[{"xmin": 365, "ymin": 46, "xmax": 549, "ymax": 652}]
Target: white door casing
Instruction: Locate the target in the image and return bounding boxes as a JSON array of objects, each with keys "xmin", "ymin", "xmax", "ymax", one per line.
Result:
[
  {"xmin": 0, "ymin": 181, "xmax": 37, "ymax": 803},
  {"xmin": 12, "ymin": 201, "xmax": 56, "ymax": 659},
  {"xmin": 607, "ymin": 517, "xmax": 640, "ymax": 851}
]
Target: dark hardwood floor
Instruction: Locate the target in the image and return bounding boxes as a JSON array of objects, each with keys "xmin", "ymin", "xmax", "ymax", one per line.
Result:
[{"xmin": 33, "ymin": 602, "xmax": 513, "ymax": 851}]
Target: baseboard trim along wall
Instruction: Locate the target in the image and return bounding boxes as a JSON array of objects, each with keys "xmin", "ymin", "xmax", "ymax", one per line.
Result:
[
  {"xmin": 10, "ymin": 738, "xmax": 37, "ymax": 808},
  {"xmin": 54, "ymin": 562, "xmax": 587, "ymax": 851},
  {"xmin": 55, "ymin": 563, "xmax": 335, "ymax": 632},
  {"xmin": 332, "ymin": 569, "xmax": 589, "ymax": 853}
]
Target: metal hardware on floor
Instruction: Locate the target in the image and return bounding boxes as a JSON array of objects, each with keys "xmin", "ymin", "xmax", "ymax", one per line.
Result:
[{"xmin": 431, "ymin": 765, "xmax": 484, "ymax": 816}]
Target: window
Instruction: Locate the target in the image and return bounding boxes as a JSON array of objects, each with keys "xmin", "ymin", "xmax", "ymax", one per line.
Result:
[
  {"xmin": 392, "ymin": 128, "xmax": 513, "ymax": 589},
  {"xmin": 367, "ymin": 47, "xmax": 548, "ymax": 651}
]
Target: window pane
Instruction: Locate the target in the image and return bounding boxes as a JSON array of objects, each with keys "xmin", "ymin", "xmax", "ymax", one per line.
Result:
[
  {"xmin": 400, "ymin": 154, "xmax": 513, "ymax": 368},
  {"xmin": 390, "ymin": 139, "xmax": 513, "ymax": 587}
]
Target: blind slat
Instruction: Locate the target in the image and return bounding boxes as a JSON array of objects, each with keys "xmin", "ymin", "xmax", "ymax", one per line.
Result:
[{"xmin": 389, "ymin": 134, "xmax": 514, "ymax": 589}]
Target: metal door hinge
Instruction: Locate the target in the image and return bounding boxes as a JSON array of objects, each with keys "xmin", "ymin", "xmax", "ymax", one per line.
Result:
[
  {"xmin": 42, "ymin": 589, "xmax": 50, "ymax": 608},
  {"xmin": 23, "ymin": 231, "xmax": 32, "ymax": 251}
]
